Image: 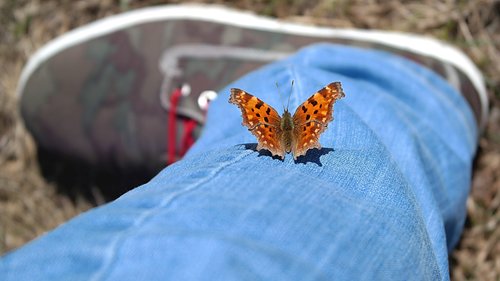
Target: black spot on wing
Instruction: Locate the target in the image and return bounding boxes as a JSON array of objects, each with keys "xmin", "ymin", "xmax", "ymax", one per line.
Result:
[
  {"xmin": 310, "ymin": 99, "xmax": 318, "ymax": 106},
  {"xmin": 256, "ymin": 113, "xmax": 261, "ymax": 117},
  {"xmin": 306, "ymin": 114, "xmax": 310, "ymax": 121},
  {"xmin": 313, "ymin": 110, "xmax": 318, "ymax": 114},
  {"xmin": 302, "ymin": 105, "xmax": 307, "ymax": 113},
  {"xmin": 264, "ymin": 117, "xmax": 269, "ymax": 122},
  {"xmin": 255, "ymin": 100, "xmax": 264, "ymax": 109},
  {"xmin": 266, "ymin": 107, "xmax": 271, "ymax": 115}
]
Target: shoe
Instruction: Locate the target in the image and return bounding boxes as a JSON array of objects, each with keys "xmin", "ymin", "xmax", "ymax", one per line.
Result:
[{"xmin": 18, "ymin": 3, "xmax": 487, "ymax": 174}]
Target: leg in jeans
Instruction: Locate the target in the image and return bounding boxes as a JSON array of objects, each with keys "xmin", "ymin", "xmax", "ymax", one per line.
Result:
[{"xmin": 1, "ymin": 44, "xmax": 477, "ymax": 280}]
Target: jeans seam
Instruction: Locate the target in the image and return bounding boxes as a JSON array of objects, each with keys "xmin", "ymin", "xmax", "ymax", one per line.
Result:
[{"xmin": 91, "ymin": 150, "xmax": 253, "ymax": 281}]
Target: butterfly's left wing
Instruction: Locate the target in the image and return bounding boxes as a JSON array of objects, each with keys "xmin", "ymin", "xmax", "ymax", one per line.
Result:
[
  {"xmin": 291, "ymin": 82, "xmax": 345, "ymax": 159},
  {"xmin": 229, "ymin": 88, "xmax": 286, "ymax": 158}
]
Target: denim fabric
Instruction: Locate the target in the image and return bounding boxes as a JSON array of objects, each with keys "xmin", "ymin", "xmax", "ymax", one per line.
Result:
[{"xmin": 1, "ymin": 44, "xmax": 477, "ymax": 280}]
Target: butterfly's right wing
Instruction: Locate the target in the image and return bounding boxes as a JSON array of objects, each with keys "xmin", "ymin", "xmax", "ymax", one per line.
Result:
[
  {"xmin": 291, "ymin": 82, "xmax": 344, "ymax": 159},
  {"xmin": 229, "ymin": 88, "xmax": 286, "ymax": 158}
]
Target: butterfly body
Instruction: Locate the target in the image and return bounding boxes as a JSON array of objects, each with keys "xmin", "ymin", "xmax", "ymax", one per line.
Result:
[
  {"xmin": 280, "ymin": 110, "xmax": 294, "ymax": 153},
  {"xmin": 229, "ymin": 82, "xmax": 344, "ymax": 160}
]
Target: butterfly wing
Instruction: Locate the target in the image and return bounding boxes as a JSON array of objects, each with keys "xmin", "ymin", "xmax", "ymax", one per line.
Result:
[
  {"xmin": 291, "ymin": 82, "xmax": 345, "ymax": 159},
  {"xmin": 229, "ymin": 88, "xmax": 286, "ymax": 159}
]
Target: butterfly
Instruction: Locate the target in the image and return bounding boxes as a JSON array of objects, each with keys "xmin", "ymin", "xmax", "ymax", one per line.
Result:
[{"xmin": 229, "ymin": 82, "xmax": 345, "ymax": 160}]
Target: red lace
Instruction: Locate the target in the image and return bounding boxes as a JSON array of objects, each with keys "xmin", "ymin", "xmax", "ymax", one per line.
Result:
[
  {"xmin": 167, "ymin": 87, "xmax": 199, "ymax": 165},
  {"xmin": 180, "ymin": 119, "xmax": 197, "ymax": 156}
]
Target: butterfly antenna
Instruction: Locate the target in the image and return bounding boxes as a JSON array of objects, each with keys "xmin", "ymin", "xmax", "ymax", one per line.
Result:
[
  {"xmin": 275, "ymin": 82, "xmax": 286, "ymax": 112},
  {"xmin": 286, "ymin": 80, "xmax": 294, "ymax": 111}
]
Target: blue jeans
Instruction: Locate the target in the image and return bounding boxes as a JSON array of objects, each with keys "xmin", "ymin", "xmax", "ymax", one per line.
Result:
[{"xmin": 1, "ymin": 44, "xmax": 477, "ymax": 280}]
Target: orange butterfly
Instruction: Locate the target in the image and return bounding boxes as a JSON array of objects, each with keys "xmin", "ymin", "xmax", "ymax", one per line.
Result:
[{"xmin": 229, "ymin": 82, "xmax": 345, "ymax": 159}]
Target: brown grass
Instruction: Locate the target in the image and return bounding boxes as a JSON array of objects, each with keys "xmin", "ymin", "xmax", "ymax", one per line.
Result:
[{"xmin": 0, "ymin": 0, "xmax": 498, "ymax": 280}]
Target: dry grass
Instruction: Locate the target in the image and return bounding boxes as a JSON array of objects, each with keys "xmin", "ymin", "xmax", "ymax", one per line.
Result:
[{"xmin": 0, "ymin": 0, "xmax": 498, "ymax": 280}]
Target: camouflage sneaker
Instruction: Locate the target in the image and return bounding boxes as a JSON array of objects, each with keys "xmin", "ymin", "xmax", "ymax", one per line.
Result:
[{"xmin": 19, "ymin": 4, "xmax": 487, "ymax": 174}]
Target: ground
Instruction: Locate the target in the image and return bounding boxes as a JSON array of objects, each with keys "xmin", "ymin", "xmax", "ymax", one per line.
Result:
[{"xmin": 0, "ymin": 0, "xmax": 498, "ymax": 280}]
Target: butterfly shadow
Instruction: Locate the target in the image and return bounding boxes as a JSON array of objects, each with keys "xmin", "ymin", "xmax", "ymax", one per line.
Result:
[
  {"xmin": 294, "ymin": 148, "xmax": 334, "ymax": 166},
  {"xmin": 242, "ymin": 143, "xmax": 285, "ymax": 161},
  {"xmin": 241, "ymin": 143, "xmax": 333, "ymax": 166}
]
